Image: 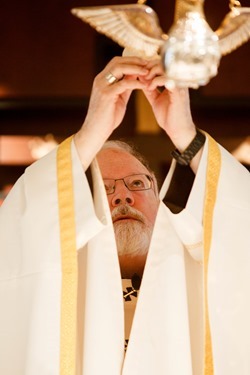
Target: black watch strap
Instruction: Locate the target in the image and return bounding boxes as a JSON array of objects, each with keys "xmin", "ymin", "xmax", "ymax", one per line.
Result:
[{"xmin": 171, "ymin": 129, "xmax": 206, "ymax": 166}]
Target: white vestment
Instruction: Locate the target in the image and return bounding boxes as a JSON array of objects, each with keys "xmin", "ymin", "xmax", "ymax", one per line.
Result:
[{"xmin": 0, "ymin": 135, "xmax": 250, "ymax": 375}]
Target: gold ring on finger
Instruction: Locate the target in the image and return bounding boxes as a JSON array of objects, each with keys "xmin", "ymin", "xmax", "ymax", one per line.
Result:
[{"xmin": 105, "ymin": 71, "xmax": 118, "ymax": 85}]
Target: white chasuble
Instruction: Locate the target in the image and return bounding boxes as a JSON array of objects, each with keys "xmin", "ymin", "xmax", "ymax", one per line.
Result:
[{"xmin": 0, "ymin": 134, "xmax": 250, "ymax": 375}]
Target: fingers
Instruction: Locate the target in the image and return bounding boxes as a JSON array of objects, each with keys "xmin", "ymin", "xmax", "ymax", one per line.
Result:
[
  {"xmin": 106, "ymin": 56, "xmax": 149, "ymax": 79},
  {"xmin": 145, "ymin": 59, "xmax": 165, "ymax": 80},
  {"xmin": 95, "ymin": 56, "xmax": 150, "ymax": 90},
  {"xmin": 94, "ymin": 56, "xmax": 169, "ymax": 94},
  {"xmin": 146, "ymin": 76, "xmax": 167, "ymax": 91},
  {"xmin": 135, "ymin": 59, "xmax": 167, "ymax": 91}
]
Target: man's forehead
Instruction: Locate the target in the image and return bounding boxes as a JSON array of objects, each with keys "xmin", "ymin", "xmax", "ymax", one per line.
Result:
[{"xmin": 97, "ymin": 148, "xmax": 150, "ymax": 178}]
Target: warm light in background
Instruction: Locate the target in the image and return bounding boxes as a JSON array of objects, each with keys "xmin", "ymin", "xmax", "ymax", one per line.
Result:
[
  {"xmin": 0, "ymin": 136, "xmax": 36, "ymax": 165},
  {"xmin": 0, "ymin": 134, "xmax": 58, "ymax": 205},
  {"xmin": 0, "ymin": 134, "xmax": 58, "ymax": 165},
  {"xmin": 232, "ymin": 136, "xmax": 250, "ymax": 165},
  {"xmin": 0, "ymin": 84, "xmax": 12, "ymax": 97}
]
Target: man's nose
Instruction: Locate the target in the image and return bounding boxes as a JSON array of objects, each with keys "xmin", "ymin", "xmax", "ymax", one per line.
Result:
[{"xmin": 111, "ymin": 180, "xmax": 135, "ymax": 207}]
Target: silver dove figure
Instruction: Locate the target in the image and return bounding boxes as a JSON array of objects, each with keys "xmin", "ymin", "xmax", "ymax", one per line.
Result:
[{"xmin": 71, "ymin": 0, "xmax": 250, "ymax": 89}]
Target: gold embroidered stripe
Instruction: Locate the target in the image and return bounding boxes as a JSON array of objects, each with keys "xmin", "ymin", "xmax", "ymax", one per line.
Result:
[
  {"xmin": 203, "ymin": 134, "xmax": 221, "ymax": 375},
  {"xmin": 57, "ymin": 136, "xmax": 78, "ymax": 375}
]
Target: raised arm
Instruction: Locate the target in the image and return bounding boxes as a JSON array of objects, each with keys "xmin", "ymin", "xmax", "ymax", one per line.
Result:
[
  {"xmin": 74, "ymin": 56, "xmax": 150, "ymax": 170},
  {"xmin": 140, "ymin": 59, "xmax": 204, "ymax": 173}
]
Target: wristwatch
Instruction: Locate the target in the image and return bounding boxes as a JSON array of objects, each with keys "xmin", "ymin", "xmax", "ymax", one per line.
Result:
[{"xmin": 171, "ymin": 129, "xmax": 206, "ymax": 166}]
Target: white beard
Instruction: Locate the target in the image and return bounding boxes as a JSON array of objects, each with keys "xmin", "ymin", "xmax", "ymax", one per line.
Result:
[{"xmin": 113, "ymin": 219, "xmax": 152, "ymax": 257}]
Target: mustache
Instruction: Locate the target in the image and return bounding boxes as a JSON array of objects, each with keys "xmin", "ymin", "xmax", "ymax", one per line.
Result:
[{"xmin": 111, "ymin": 205, "xmax": 146, "ymax": 224}]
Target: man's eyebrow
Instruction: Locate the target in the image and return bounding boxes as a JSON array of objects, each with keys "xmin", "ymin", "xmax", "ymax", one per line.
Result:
[{"xmin": 102, "ymin": 173, "xmax": 151, "ymax": 179}]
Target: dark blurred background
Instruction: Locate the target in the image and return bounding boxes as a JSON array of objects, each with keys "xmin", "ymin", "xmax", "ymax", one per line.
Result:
[{"xmin": 0, "ymin": 0, "xmax": 250, "ymax": 198}]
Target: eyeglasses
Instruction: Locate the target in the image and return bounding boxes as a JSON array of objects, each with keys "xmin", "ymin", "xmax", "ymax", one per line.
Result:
[{"xmin": 103, "ymin": 174, "xmax": 154, "ymax": 195}]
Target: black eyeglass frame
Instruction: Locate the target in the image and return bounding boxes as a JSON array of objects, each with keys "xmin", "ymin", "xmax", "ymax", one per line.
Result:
[{"xmin": 103, "ymin": 173, "xmax": 154, "ymax": 195}]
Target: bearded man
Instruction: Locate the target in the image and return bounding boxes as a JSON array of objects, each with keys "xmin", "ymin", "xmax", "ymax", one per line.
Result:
[{"xmin": 0, "ymin": 56, "xmax": 250, "ymax": 375}]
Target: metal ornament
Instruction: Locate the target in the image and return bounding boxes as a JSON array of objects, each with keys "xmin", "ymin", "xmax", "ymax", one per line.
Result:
[{"xmin": 72, "ymin": 0, "xmax": 250, "ymax": 88}]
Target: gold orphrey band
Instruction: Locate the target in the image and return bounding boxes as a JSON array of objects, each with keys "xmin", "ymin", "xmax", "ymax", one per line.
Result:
[
  {"xmin": 57, "ymin": 136, "xmax": 78, "ymax": 375},
  {"xmin": 203, "ymin": 133, "xmax": 221, "ymax": 374}
]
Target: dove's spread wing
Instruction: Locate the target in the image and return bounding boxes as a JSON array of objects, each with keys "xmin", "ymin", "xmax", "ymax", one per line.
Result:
[
  {"xmin": 216, "ymin": 6, "xmax": 250, "ymax": 55},
  {"xmin": 71, "ymin": 4, "xmax": 166, "ymax": 57}
]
